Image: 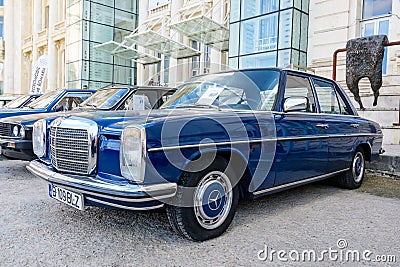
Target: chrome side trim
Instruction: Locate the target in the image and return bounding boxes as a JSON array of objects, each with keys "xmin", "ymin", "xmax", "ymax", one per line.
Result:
[
  {"xmin": 85, "ymin": 197, "xmax": 164, "ymax": 211},
  {"xmin": 277, "ymin": 133, "xmax": 382, "ymax": 142},
  {"xmin": 253, "ymin": 168, "xmax": 349, "ymax": 196},
  {"xmin": 272, "ymin": 111, "xmax": 361, "ymax": 118},
  {"xmin": 148, "ymin": 133, "xmax": 382, "ymax": 152},
  {"xmin": 148, "ymin": 139, "xmax": 276, "ymax": 152}
]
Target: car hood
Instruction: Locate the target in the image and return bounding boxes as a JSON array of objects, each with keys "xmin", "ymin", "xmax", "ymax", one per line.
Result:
[
  {"xmin": 0, "ymin": 109, "xmax": 95, "ymax": 127},
  {"xmin": 61, "ymin": 108, "xmax": 226, "ymax": 130},
  {"xmin": 0, "ymin": 109, "xmax": 47, "ymax": 119},
  {"xmin": 55, "ymin": 109, "xmax": 275, "ymax": 143},
  {"xmin": 0, "ymin": 111, "xmax": 64, "ymax": 127}
]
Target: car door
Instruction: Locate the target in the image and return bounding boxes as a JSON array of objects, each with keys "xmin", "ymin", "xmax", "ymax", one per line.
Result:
[
  {"xmin": 273, "ymin": 73, "xmax": 329, "ymax": 186},
  {"xmin": 311, "ymin": 78, "xmax": 358, "ymax": 173}
]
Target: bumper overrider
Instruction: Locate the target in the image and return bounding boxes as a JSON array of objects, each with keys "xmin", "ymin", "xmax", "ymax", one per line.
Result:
[
  {"xmin": 27, "ymin": 160, "xmax": 177, "ymax": 211},
  {"xmin": 0, "ymin": 138, "xmax": 32, "ymax": 150},
  {"xmin": 0, "ymin": 139, "xmax": 34, "ymax": 160}
]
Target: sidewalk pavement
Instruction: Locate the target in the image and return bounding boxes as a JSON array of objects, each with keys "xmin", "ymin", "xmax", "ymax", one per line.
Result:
[
  {"xmin": 382, "ymin": 144, "xmax": 400, "ymax": 157},
  {"xmin": 367, "ymin": 144, "xmax": 400, "ymax": 178}
]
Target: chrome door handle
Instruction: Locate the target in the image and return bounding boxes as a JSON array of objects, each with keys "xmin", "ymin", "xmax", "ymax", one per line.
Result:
[
  {"xmin": 350, "ymin": 123, "xmax": 360, "ymax": 128},
  {"xmin": 316, "ymin": 124, "xmax": 329, "ymax": 129}
]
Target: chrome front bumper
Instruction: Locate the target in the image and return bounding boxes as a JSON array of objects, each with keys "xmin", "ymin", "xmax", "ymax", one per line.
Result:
[{"xmin": 27, "ymin": 160, "xmax": 177, "ymax": 211}]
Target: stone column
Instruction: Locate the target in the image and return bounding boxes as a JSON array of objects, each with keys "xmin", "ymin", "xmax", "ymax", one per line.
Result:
[
  {"xmin": 137, "ymin": 0, "xmax": 149, "ymax": 85},
  {"xmin": 47, "ymin": 0, "xmax": 57, "ymax": 90},
  {"xmin": 32, "ymin": 0, "xmax": 42, "ymax": 66},
  {"xmin": 13, "ymin": 0, "xmax": 23, "ymax": 94},
  {"xmin": 3, "ymin": 0, "xmax": 14, "ymax": 94},
  {"xmin": 169, "ymin": 0, "xmax": 183, "ymax": 86}
]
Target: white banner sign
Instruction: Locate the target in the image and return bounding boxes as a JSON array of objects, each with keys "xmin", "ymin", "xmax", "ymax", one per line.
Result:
[{"xmin": 30, "ymin": 55, "xmax": 49, "ymax": 94}]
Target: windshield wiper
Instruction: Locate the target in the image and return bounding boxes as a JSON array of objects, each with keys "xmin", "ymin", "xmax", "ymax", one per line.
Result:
[{"xmin": 175, "ymin": 103, "xmax": 219, "ymax": 109}]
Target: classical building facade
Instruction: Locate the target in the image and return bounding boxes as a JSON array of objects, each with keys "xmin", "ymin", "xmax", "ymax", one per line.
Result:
[
  {"xmin": 3, "ymin": 0, "xmax": 138, "ymax": 94},
  {"xmin": 0, "ymin": 0, "xmax": 4, "ymax": 94},
  {"xmin": 4, "ymin": 0, "xmax": 66, "ymax": 94}
]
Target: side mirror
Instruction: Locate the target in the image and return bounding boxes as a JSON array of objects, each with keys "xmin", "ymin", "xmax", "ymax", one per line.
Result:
[{"xmin": 283, "ymin": 97, "xmax": 309, "ymax": 112}]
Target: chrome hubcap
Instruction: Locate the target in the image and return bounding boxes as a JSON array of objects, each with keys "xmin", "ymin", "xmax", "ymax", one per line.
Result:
[
  {"xmin": 194, "ymin": 171, "xmax": 233, "ymax": 230},
  {"xmin": 352, "ymin": 151, "xmax": 365, "ymax": 183}
]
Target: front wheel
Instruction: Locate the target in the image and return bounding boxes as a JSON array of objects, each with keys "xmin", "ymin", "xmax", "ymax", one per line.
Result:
[
  {"xmin": 338, "ymin": 148, "xmax": 365, "ymax": 189},
  {"xmin": 166, "ymin": 157, "xmax": 239, "ymax": 241}
]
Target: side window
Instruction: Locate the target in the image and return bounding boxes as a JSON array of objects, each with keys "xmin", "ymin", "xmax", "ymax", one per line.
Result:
[
  {"xmin": 54, "ymin": 93, "xmax": 91, "ymax": 111},
  {"xmin": 336, "ymin": 91, "xmax": 351, "ymax": 115},
  {"xmin": 119, "ymin": 94, "xmax": 152, "ymax": 110},
  {"xmin": 284, "ymin": 75, "xmax": 316, "ymax": 113},
  {"xmin": 313, "ymin": 79, "xmax": 349, "ymax": 115}
]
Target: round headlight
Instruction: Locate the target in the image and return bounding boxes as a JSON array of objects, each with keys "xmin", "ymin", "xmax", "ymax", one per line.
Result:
[
  {"xmin": 12, "ymin": 126, "xmax": 19, "ymax": 137},
  {"xmin": 33, "ymin": 120, "xmax": 47, "ymax": 158},
  {"xmin": 20, "ymin": 127, "xmax": 25, "ymax": 139}
]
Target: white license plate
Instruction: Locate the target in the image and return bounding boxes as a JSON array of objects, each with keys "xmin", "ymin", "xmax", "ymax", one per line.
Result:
[{"xmin": 48, "ymin": 184, "xmax": 84, "ymax": 211}]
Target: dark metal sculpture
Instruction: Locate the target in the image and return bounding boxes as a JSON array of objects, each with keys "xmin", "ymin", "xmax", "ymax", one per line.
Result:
[{"xmin": 346, "ymin": 35, "xmax": 388, "ymax": 110}]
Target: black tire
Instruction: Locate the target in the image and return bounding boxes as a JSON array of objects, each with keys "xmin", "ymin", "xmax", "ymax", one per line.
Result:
[
  {"xmin": 337, "ymin": 147, "xmax": 365, "ymax": 189},
  {"xmin": 166, "ymin": 156, "xmax": 239, "ymax": 241}
]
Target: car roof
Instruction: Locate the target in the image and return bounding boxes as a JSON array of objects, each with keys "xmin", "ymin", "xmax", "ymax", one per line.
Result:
[
  {"xmin": 62, "ymin": 89, "xmax": 96, "ymax": 93},
  {"xmin": 95, "ymin": 86, "xmax": 176, "ymax": 91},
  {"xmin": 191, "ymin": 68, "xmax": 338, "ymax": 84}
]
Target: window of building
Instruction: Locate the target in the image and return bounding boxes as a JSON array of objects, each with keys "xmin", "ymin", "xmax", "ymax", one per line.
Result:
[
  {"xmin": 241, "ymin": 0, "xmax": 279, "ymax": 19},
  {"xmin": 0, "ymin": 0, "xmax": 3, "ymax": 6},
  {"xmin": 239, "ymin": 51, "xmax": 277, "ymax": 69},
  {"xmin": 363, "ymin": 0, "xmax": 392, "ymax": 19},
  {"xmin": 0, "ymin": 17, "xmax": 3, "ymax": 38},
  {"xmin": 240, "ymin": 13, "xmax": 278, "ymax": 55},
  {"xmin": 361, "ymin": 17, "xmax": 389, "ymax": 74},
  {"xmin": 229, "ymin": 0, "xmax": 309, "ymax": 69},
  {"xmin": 44, "ymin": 5, "xmax": 49, "ymax": 29},
  {"xmin": 191, "ymin": 41, "xmax": 200, "ymax": 77},
  {"xmin": 203, "ymin": 46, "xmax": 211, "ymax": 74},
  {"xmin": 163, "ymin": 56, "xmax": 170, "ymax": 86},
  {"xmin": 230, "ymin": 0, "xmax": 240, "ymax": 22}
]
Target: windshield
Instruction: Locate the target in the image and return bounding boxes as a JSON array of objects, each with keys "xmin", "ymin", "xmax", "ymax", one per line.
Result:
[
  {"xmin": 162, "ymin": 70, "xmax": 281, "ymax": 111},
  {"xmin": 26, "ymin": 90, "xmax": 61, "ymax": 109},
  {"xmin": 77, "ymin": 88, "xmax": 129, "ymax": 110},
  {"xmin": 3, "ymin": 95, "xmax": 31, "ymax": 109}
]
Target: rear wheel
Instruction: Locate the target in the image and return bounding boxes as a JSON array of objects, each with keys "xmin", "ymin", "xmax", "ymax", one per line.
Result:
[
  {"xmin": 338, "ymin": 148, "xmax": 365, "ymax": 189},
  {"xmin": 166, "ymin": 157, "xmax": 239, "ymax": 241}
]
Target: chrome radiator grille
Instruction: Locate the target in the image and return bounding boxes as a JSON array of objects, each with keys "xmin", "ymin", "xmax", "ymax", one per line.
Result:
[
  {"xmin": 0, "ymin": 122, "xmax": 11, "ymax": 137},
  {"xmin": 50, "ymin": 127, "xmax": 90, "ymax": 174}
]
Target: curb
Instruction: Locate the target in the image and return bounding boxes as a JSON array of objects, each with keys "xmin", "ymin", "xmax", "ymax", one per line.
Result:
[{"xmin": 366, "ymin": 154, "xmax": 400, "ymax": 179}]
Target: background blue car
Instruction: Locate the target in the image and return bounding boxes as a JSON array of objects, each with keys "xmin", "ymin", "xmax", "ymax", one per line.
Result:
[
  {"xmin": 0, "ymin": 87, "xmax": 175, "ymax": 160},
  {"xmin": 28, "ymin": 69, "xmax": 383, "ymax": 241},
  {"xmin": 0, "ymin": 89, "xmax": 94, "ymax": 119},
  {"xmin": 1, "ymin": 94, "xmax": 42, "ymax": 109},
  {"xmin": 0, "ymin": 89, "xmax": 94, "ymax": 159}
]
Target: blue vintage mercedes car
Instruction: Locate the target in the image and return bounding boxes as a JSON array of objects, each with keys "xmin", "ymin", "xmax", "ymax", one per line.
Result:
[
  {"xmin": 0, "ymin": 86, "xmax": 175, "ymax": 160},
  {"xmin": 1, "ymin": 94, "xmax": 42, "ymax": 109},
  {"xmin": 0, "ymin": 89, "xmax": 94, "ymax": 119},
  {"xmin": 28, "ymin": 69, "xmax": 383, "ymax": 241}
]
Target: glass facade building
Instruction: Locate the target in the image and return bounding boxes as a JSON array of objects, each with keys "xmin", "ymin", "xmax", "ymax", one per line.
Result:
[
  {"xmin": 229, "ymin": 0, "xmax": 309, "ymax": 69},
  {"xmin": 66, "ymin": 0, "xmax": 138, "ymax": 89}
]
